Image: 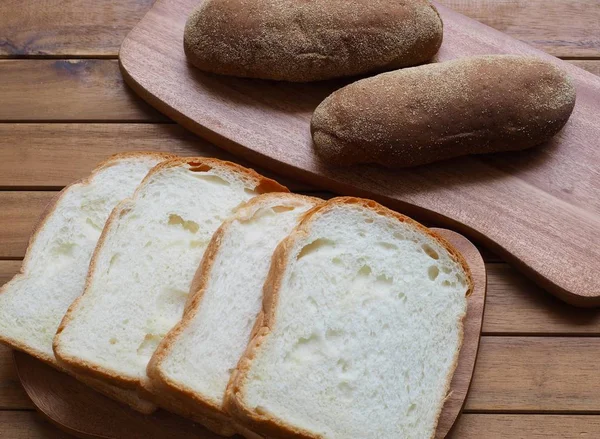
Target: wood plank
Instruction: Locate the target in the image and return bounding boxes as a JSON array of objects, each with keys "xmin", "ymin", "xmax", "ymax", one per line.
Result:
[
  {"xmin": 465, "ymin": 337, "xmax": 600, "ymax": 412},
  {"xmin": 0, "ymin": 192, "xmax": 54, "ymax": 259},
  {"xmin": 4, "ymin": 337, "xmax": 600, "ymax": 414},
  {"xmin": 0, "ymin": 0, "xmax": 154, "ymax": 58},
  {"xmin": 1, "ymin": 0, "xmax": 597, "ymax": 59},
  {"xmin": 449, "ymin": 414, "xmax": 600, "ymax": 438},
  {"xmin": 0, "ymin": 59, "xmax": 595, "ymax": 125},
  {"xmin": 0, "ymin": 411, "xmax": 64, "ymax": 438},
  {"xmin": 0, "ymin": 60, "xmax": 166, "ymax": 121},
  {"xmin": 4, "ymin": 412, "xmax": 600, "ymax": 439},
  {"xmin": 569, "ymin": 60, "xmax": 600, "ymax": 77},
  {"xmin": 438, "ymin": 0, "xmax": 600, "ymax": 58},
  {"xmin": 0, "ymin": 344, "xmax": 33, "ymax": 409},
  {"xmin": 483, "ymin": 264, "xmax": 600, "ymax": 335},
  {"xmin": 0, "ymin": 124, "xmax": 314, "ymax": 191}
]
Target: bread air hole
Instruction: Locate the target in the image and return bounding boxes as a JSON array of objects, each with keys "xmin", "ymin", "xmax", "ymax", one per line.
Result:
[
  {"xmin": 428, "ymin": 265, "xmax": 440, "ymax": 281},
  {"xmin": 271, "ymin": 205, "xmax": 295, "ymax": 213},
  {"xmin": 168, "ymin": 214, "xmax": 200, "ymax": 233},
  {"xmin": 422, "ymin": 243, "xmax": 439, "ymax": 260},
  {"xmin": 377, "ymin": 241, "xmax": 398, "ymax": 250},
  {"xmin": 191, "ymin": 174, "xmax": 231, "ymax": 187},
  {"xmin": 357, "ymin": 264, "xmax": 372, "ymax": 277},
  {"xmin": 188, "ymin": 163, "xmax": 211, "ymax": 172},
  {"xmin": 297, "ymin": 238, "xmax": 336, "ymax": 260}
]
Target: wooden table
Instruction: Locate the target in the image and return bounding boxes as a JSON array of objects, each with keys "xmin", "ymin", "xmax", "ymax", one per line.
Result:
[{"xmin": 0, "ymin": 1, "xmax": 599, "ymax": 437}]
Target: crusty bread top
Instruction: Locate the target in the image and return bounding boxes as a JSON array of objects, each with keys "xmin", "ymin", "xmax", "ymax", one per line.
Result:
[
  {"xmin": 311, "ymin": 55, "xmax": 576, "ymax": 167},
  {"xmin": 184, "ymin": 0, "xmax": 443, "ymax": 81},
  {"xmin": 225, "ymin": 197, "xmax": 472, "ymax": 439}
]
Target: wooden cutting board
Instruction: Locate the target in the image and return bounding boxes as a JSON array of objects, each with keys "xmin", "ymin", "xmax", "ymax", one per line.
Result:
[
  {"xmin": 14, "ymin": 228, "xmax": 486, "ymax": 439},
  {"xmin": 119, "ymin": 0, "xmax": 600, "ymax": 307}
]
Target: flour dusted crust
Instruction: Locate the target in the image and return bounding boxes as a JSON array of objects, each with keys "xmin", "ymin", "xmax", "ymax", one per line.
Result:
[
  {"xmin": 184, "ymin": 0, "xmax": 443, "ymax": 82},
  {"xmin": 224, "ymin": 197, "xmax": 473, "ymax": 439},
  {"xmin": 53, "ymin": 157, "xmax": 288, "ymax": 391},
  {"xmin": 146, "ymin": 193, "xmax": 322, "ymax": 436},
  {"xmin": 312, "ymin": 55, "xmax": 576, "ymax": 168}
]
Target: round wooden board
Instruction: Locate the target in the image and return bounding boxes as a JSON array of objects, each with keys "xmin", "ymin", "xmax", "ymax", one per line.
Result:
[
  {"xmin": 13, "ymin": 228, "xmax": 485, "ymax": 439},
  {"xmin": 119, "ymin": 0, "xmax": 600, "ymax": 306}
]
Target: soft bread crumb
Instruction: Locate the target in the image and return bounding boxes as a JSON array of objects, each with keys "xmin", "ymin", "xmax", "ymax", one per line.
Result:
[
  {"xmin": 228, "ymin": 197, "xmax": 471, "ymax": 439},
  {"xmin": 147, "ymin": 193, "xmax": 321, "ymax": 430}
]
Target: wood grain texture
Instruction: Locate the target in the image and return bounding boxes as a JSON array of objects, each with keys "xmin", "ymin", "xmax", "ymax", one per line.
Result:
[
  {"xmin": 0, "ymin": 60, "xmax": 166, "ymax": 121},
  {"xmin": 0, "ymin": 124, "xmax": 314, "ymax": 191},
  {"xmin": 119, "ymin": 0, "xmax": 600, "ymax": 306},
  {"xmin": 11, "ymin": 228, "xmax": 485, "ymax": 439},
  {"xmin": 0, "ymin": 0, "xmax": 597, "ymax": 59},
  {"xmin": 0, "ymin": 0, "xmax": 154, "ymax": 57},
  {"xmin": 483, "ymin": 264, "xmax": 600, "ymax": 335},
  {"xmin": 449, "ymin": 414, "xmax": 600, "ymax": 438},
  {"xmin": 465, "ymin": 337, "xmax": 600, "ymax": 412},
  {"xmin": 10, "ymin": 338, "xmax": 600, "ymax": 416},
  {"xmin": 0, "ymin": 344, "xmax": 33, "ymax": 409},
  {"xmin": 431, "ymin": 228, "xmax": 486, "ymax": 438},
  {"xmin": 570, "ymin": 60, "xmax": 600, "ymax": 77},
  {"xmin": 0, "ymin": 59, "xmax": 595, "ymax": 124},
  {"xmin": 4, "ymin": 412, "xmax": 600, "ymax": 439},
  {"xmin": 437, "ymin": 0, "xmax": 600, "ymax": 58},
  {"xmin": 0, "ymin": 192, "xmax": 53, "ymax": 259},
  {"xmin": 0, "ymin": 411, "xmax": 65, "ymax": 439}
]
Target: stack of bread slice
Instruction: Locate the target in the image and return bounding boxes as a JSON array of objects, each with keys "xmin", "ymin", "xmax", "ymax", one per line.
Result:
[{"xmin": 0, "ymin": 154, "xmax": 472, "ymax": 438}]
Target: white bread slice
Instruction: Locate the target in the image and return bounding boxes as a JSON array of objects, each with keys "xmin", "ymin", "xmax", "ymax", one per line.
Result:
[
  {"xmin": 53, "ymin": 158, "xmax": 287, "ymax": 403},
  {"xmin": 226, "ymin": 197, "xmax": 472, "ymax": 439},
  {"xmin": 0, "ymin": 152, "xmax": 174, "ymax": 413},
  {"xmin": 145, "ymin": 193, "xmax": 323, "ymax": 434}
]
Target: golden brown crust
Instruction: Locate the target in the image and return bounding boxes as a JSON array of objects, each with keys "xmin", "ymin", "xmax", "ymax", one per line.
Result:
[
  {"xmin": 224, "ymin": 197, "xmax": 474, "ymax": 439},
  {"xmin": 146, "ymin": 193, "xmax": 322, "ymax": 433},
  {"xmin": 53, "ymin": 158, "xmax": 288, "ymax": 395},
  {"xmin": 184, "ymin": 0, "xmax": 442, "ymax": 82},
  {"xmin": 311, "ymin": 55, "xmax": 577, "ymax": 167},
  {"xmin": 0, "ymin": 152, "xmax": 175, "ymax": 367}
]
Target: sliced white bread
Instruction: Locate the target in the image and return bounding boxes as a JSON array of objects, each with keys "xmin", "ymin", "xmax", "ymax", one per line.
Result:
[
  {"xmin": 146, "ymin": 193, "xmax": 323, "ymax": 434},
  {"xmin": 0, "ymin": 152, "xmax": 173, "ymax": 413},
  {"xmin": 226, "ymin": 197, "xmax": 472, "ymax": 439},
  {"xmin": 53, "ymin": 158, "xmax": 287, "ymax": 407}
]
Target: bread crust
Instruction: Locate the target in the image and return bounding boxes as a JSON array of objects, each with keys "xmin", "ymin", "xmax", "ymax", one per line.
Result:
[
  {"xmin": 224, "ymin": 197, "xmax": 473, "ymax": 439},
  {"xmin": 145, "ymin": 193, "xmax": 323, "ymax": 434},
  {"xmin": 0, "ymin": 151, "xmax": 176, "ymax": 363},
  {"xmin": 311, "ymin": 55, "xmax": 576, "ymax": 167},
  {"xmin": 53, "ymin": 158, "xmax": 288, "ymax": 393},
  {"xmin": 184, "ymin": 0, "xmax": 443, "ymax": 82},
  {"xmin": 0, "ymin": 152, "xmax": 175, "ymax": 412}
]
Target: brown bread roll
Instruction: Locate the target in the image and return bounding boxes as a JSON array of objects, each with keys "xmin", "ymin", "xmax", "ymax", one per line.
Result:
[
  {"xmin": 183, "ymin": 0, "xmax": 443, "ymax": 82},
  {"xmin": 311, "ymin": 55, "xmax": 576, "ymax": 167}
]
